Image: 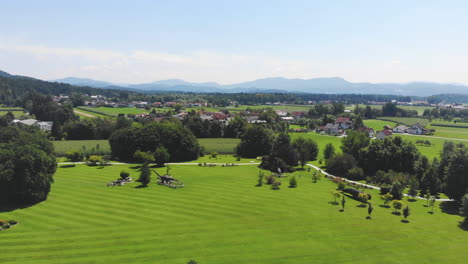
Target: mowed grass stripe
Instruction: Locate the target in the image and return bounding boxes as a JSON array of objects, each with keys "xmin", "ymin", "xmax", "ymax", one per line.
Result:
[{"xmin": 1, "ymin": 164, "xmax": 467, "ymax": 264}]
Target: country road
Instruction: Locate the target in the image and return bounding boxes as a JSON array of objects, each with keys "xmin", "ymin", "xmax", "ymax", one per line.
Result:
[{"xmin": 74, "ymin": 109, "xmax": 95, "ymax": 118}]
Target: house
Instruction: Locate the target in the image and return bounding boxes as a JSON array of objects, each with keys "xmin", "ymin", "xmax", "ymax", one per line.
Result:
[
  {"xmin": 324, "ymin": 123, "xmax": 340, "ymax": 134},
  {"xmin": 35, "ymin": 121, "xmax": 53, "ymax": 132},
  {"xmin": 384, "ymin": 125, "xmax": 393, "ymax": 130},
  {"xmin": 275, "ymin": 110, "xmax": 288, "ymax": 116},
  {"xmin": 356, "ymin": 127, "xmax": 375, "ymax": 138},
  {"xmin": 407, "ymin": 123, "xmax": 425, "ymax": 135},
  {"xmin": 13, "ymin": 119, "xmax": 53, "ymax": 132},
  {"xmin": 393, "ymin": 125, "xmax": 408, "ymax": 133},
  {"xmin": 335, "ymin": 117, "xmax": 353, "ymax": 130},
  {"xmin": 376, "ymin": 129, "xmax": 393, "ymax": 140},
  {"xmin": 281, "ymin": 116, "xmax": 294, "ymax": 123}
]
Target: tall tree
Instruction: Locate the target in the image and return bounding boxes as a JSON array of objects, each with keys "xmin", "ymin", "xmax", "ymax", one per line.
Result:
[
  {"xmin": 341, "ymin": 130, "xmax": 370, "ymax": 158},
  {"xmin": 236, "ymin": 125, "xmax": 274, "ymax": 158},
  {"xmin": 138, "ymin": 163, "xmax": 151, "ymax": 186},
  {"xmin": 323, "ymin": 143, "xmax": 336, "ymax": 160},
  {"xmin": 292, "ymin": 137, "xmax": 318, "ymax": 168}
]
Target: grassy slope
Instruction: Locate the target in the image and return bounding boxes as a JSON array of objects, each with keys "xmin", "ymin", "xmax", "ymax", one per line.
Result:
[
  {"xmin": 363, "ymin": 119, "xmax": 398, "ymax": 131},
  {"xmin": 0, "ymin": 164, "xmax": 465, "ymax": 264}
]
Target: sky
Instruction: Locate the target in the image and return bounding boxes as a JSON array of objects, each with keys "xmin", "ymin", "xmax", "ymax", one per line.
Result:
[{"xmin": 1, "ymin": 0, "xmax": 468, "ymax": 85}]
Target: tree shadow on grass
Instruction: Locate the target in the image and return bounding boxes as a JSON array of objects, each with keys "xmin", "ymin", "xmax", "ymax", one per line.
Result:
[
  {"xmin": 407, "ymin": 198, "xmax": 417, "ymax": 202},
  {"xmin": 134, "ymin": 184, "xmax": 148, "ymax": 189},
  {"xmin": 356, "ymin": 204, "xmax": 367, "ymax": 208},
  {"xmin": 440, "ymin": 201, "xmax": 459, "ymax": 215},
  {"xmin": 129, "ymin": 165, "xmax": 142, "ymax": 170},
  {"xmin": 97, "ymin": 166, "xmax": 105, "ymax": 169},
  {"xmin": 392, "ymin": 211, "xmax": 401, "ymax": 216},
  {"xmin": 0, "ymin": 201, "xmax": 38, "ymax": 213},
  {"xmin": 379, "ymin": 205, "xmax": 391, "ymax": 208},
  {"xmin": 401, "ymin": 219, "xmax": 410, "ymax": 223},
  {"xmin": 59, "ymin": 164, "xmax": 76, "ymax": 168},
  {"xmin": 328, "ymin": 201, "xmax": 339, "ymax": 205},
  {"xmin": 458, "ymin": 222, "xmax": 468, "ymax": 231}
]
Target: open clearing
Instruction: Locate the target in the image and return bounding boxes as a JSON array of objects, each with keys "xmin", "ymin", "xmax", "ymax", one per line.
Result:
[{"xmin": 0, "ymin": 164, "xmax": 466, "ymax": 264}]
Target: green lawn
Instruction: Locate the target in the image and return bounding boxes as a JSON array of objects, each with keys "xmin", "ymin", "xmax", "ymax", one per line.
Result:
[{"xmin": 0, "ymin": 164, "xmax": 465, "ymax": 264}]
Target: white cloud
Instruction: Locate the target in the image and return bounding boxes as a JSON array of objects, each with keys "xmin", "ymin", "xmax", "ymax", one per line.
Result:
[{"xmin": 0, "ymin": 41, "xmax": 324, "ymax": 84}]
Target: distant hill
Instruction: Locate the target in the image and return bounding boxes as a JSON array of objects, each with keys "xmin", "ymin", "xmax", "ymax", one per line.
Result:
[
  {"xmin": 53, "ymin": 77, "xmax": 115, "ymax": 88},
  {"xmin": 51, "ymin": 75, "xmax": 468, "ymax": 96}
]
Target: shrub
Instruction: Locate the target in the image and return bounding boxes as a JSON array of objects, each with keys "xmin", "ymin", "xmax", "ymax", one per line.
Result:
[
  {"xmin": 272, "ymin": 180, "xmax": 282, "ymax": 190},
  {"xmin": 337, "ymin": 181, "xmax": 346, "ymax": 190},
  {"xmin": 289, "ymin": 176, "xmax": 297, "ymax": 188},
  {"xmin": 392, "ymin": 200, "xmax": 404, "ymax": 213},
  {"xmin": 211, "ymin": 152, "xmax": 218, "ymax": 158},
  {"xmin": 88, "ymin": 155, "xmax": 102, "ymax": 166},
  {"xmin": 265, "ymin": 175, "xmax": 276, "ymax": 185},
  {"xmin": 7, "ymin": 220, "xmax": 18, "ymax": 225},
  {"xmin": 120, "ymin": 170, "xmax": 130, "ymax": 179},
  {"xmin": 347, "ymin": 167, "xmax": 365, "ymax": 181},
  {"xmin": 358, "ymin": 192, "xmax": 369, "ymax": 205}
]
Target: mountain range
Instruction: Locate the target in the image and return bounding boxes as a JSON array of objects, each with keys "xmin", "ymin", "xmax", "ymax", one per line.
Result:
[{"xmin": 51, "ymin": 76, "xmax": 468, "ymax": 96}]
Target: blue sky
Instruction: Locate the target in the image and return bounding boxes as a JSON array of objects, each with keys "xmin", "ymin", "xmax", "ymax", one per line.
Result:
[{"xmin": 1, "ymin": 0, "xmax": 468, "ymax": 84}]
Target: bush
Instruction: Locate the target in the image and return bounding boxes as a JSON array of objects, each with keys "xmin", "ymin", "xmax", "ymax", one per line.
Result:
[
  {"xmin": 272, "ymin": 180, "xmax": 282, "ymax": 190},
  {"xmin": 337, "ymin": 181, "xmax": 346, "ymax": 190},
  {"xmin": 211, "ymin": 152, "xmax": 218, "ymax": 158},
  {"xmin": 87, "ymin": 155, "xmax": 102, "ymax": 166},
  {"xmin": 289, "ymin": 176, "xmax": 297, "ymax": 188},
  {"xmin": 265, "ymin": 175, "xmax": 276, "ymax": 185},
  {"xmin": 120, "ymin": 170, "xmax": 130, "ymax": 179},
  {"xmin": 7, "ymin": 220, "xmax": 18, "ymax": 225},
  {"xmin": 347, "ymin": 167, "xmax": 365, "ymax": 180}
]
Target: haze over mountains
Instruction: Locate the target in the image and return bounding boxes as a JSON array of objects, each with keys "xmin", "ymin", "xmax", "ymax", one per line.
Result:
[{"xmin": 52, "ymin": 75, "xmax": 468, "ymax": 96}]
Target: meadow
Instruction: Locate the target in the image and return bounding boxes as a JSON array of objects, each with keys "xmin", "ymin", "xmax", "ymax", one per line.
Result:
[
  {"xmin": 0, "ymin": 163, "xmax": 466, "ymax": 264},
  {"xmin": 53, "ymin": 138, "xmax": 240, "ymax": 156},
  {"xmin": 363, "ymin": 119, "xmax": 397, "ymax": 131},
  {"xmin": 77, "ymin": 107, "xmax": 149, "ymax": 117}
]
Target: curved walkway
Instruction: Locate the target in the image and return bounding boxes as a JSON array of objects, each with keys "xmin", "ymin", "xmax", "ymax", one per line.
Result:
[{"xmin": 306, "ymin": 163, "xmax": 452, "ymax": 202}]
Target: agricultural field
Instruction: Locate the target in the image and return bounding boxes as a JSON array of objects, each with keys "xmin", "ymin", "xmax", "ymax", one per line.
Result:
[
  {"xmin": 376, "ymin": 117, "xmax": 430, "ymax": 127},
  {"xmin": 219, "ymin": 104, "xmax": 312, "ymax": 113},
  {"xmin": 0, "ymin": 107, "xmax": 27, "ymax": 118},
  {"xmin": 346, "ymin": 104, "xmax": 434, "ymax": 116},
  {"xmin": 0, "ymin": 164, "xmax": 466, "ymax": 264},
  {"xmin": 77, "ymin": 107, "xmax": 149, "ymax": 117}
]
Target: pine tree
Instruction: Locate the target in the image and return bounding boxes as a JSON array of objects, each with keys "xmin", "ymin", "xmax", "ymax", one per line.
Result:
[{"xmin": 138, "ymin": 163, "xmax": 151, "ymax": 186}]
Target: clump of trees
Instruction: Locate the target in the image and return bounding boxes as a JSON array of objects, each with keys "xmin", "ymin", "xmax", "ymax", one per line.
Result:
[
  {"xmin": 0, "ymin": 126, "xmax": 57, "ymax": 204},
  {"xmin": 109, "ymin": 122, "xmax": 201, "ymax": 162},
  {"xmin": 236, "ymin": 125, "xmax": 274, "ymax": 158},
  {"xmin": 460, "ymin": 194, "xmax": 468, "ymax": 226}
]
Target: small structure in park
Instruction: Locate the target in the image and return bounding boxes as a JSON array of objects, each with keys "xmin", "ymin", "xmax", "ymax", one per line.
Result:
[
  {"xmin": 107, "ymin": 177, "xmax": 133, "ymax": 187},
  {"xmin": 153, "ymin": 170, "xmax": 184, "ymax": 189}
]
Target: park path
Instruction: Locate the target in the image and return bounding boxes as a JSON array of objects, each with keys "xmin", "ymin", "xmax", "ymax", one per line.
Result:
[
  {"xmin": 74, "ymin": 109, "xmax": 95, "ymax": 118},
  {"xmin": 57, "ymin": 161, "xmax": 452, "ymax": 202},
  {"xmin": 305, "ymin": 163, "xmax": 453, "ymax": 202}
]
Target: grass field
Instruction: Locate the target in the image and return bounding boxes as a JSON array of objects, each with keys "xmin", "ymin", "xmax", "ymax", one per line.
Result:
[
  {"xmin": 219, "ymin": 104, "xmax": 312, "ymax": 113},
  {"xmin": 290, "ymin": 132, "xmax": 343, "ymax": 163},
  {"xmin": 0, "ymin": 164, "xmax": 466, "ymax": 264},
  {"xmin": 198, "ymin": 138, "xmax": 240, "ymax": 154},
  {"xmin": 363, "ymin": 119, "xmax": 398, "ymax": 131}
]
